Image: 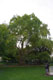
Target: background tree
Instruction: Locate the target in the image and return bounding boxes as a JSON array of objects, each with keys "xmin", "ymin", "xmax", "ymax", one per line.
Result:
[{"xmin": 0, "ymin": 24, "xmax": 17, "ymax": 62}]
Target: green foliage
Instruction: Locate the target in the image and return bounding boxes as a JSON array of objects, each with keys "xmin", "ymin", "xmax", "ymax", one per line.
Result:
[
  {"xmin": 0, "ymin": 24, "xmax": 17, "ymax": 57},
  {"xmin": 9, "ymin": 13, "xmax": 42, "ymax": 47},
  {"xmin": 0, "ymin": 24, "xmax": 9, "ymax": 56},
  {"xmin": 40, "ymin": 24, "xmax": 50, "ymax": 37},
  {"xmin": 38, "ymin": 51, "xmax": 50, "ymax": 62},
  {"xmin": 0, "ymin": 13, "xmax": 53, "ymax": 64}
]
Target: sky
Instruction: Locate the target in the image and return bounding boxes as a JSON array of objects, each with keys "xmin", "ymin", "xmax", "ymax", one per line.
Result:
[{"xmin": 0, "ymin": 0, "xmax": 53, "ymax": 39}]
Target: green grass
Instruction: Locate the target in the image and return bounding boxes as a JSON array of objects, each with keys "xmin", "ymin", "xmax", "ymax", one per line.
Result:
[{"xmin": 0, "ymin": 66, "xmax": 53, "ymax": 80}]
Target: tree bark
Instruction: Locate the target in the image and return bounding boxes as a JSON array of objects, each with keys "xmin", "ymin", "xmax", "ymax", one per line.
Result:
[{"xmin": 19, "ymin": 40, "xmax": 25, "ymax": 65}]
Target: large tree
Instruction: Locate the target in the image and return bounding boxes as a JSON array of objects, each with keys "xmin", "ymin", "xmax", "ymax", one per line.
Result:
[{"xmin": 8, "ymin": 13, "xmax": 52, "ymax": 64}]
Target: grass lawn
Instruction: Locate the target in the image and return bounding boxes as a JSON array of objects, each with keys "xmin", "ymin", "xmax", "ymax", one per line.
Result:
[{"xmin": 0, "ymin": 65, "xmax": 53, "ymax": 80}]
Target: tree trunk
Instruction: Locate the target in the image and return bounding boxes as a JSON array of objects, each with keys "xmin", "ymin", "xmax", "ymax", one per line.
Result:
[{"xmin": 19, "ymin": 40, "xmax": 25, "ymax": 65}]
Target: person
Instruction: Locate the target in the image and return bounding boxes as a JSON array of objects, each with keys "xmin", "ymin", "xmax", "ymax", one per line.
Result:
[{"xmin": 45, "ymin": 62, "xmax": 49, "ymax": 75}]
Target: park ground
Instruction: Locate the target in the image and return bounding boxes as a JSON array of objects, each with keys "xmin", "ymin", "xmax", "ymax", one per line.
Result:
[{"xmin": 0, "ymin": 65, "xmax": 53, "ymax": 80}]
